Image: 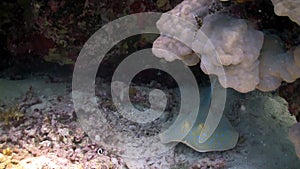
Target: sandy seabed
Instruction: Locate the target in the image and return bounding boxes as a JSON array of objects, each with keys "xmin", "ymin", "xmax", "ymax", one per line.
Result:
[{"xmin": 0, "ymin": 76, "xmax": 299, "ymax": 169}]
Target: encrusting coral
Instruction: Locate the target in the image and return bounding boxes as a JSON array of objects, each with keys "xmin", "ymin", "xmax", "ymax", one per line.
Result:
[
  {"xmin": 192, "ymin": 14, "xmax": 264, "ymax": 93},
  {"xmin": 152, "ymin": 35, "xmax": 200, "ymax": 66},
  {"xmin": 152, "ymin": 0, "xmax": 300, "ymax": 93},
  {"xmin": 257, "ymin": 35, "xmax": 300, "ymax": 91},
  {"xmin": 152, "ymin": 0, "xmax": 212, "ymax": 66},
  {"xmin": 270, "ymin": 0, "xmax": 300, "ymax": 26}
]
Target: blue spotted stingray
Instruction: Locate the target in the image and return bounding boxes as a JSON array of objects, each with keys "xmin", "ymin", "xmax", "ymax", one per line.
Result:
[{"xmin": 159, "ymin": 85, "xmax": 239, "ymax": 152}]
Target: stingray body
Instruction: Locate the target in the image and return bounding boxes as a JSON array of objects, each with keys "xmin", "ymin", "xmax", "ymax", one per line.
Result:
[{"xmin": 159, "ymin": 85, "xmax": 239, "ymax": 152}]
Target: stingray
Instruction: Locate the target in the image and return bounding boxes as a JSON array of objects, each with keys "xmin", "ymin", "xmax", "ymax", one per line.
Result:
[{"xmin": 159, "ymin": 84, "xmax": 239, "ymax": 152}]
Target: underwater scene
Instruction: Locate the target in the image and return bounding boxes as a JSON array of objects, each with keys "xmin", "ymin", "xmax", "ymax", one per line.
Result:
[{"xmin": 0, "ymin": 0, "xmax": 300, "ymax": 168}]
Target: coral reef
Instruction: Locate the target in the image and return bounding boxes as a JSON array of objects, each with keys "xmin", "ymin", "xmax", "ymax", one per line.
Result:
[
  {"xmin": 152, "ymin": 35, "xmax": 200, "ymax": 65},
  {"xmin": 192, "ymin": 14, "xmax": 264, "ymax": 93},
  {"xmin": 2, "ymin": 0, "xmax": 299, "ymax": 93},
  {"xmin": 1, "ymin": 0, "xmax": 176, "ymax": 67},
  {"xmin": 257, "ymin": 35, "xmax": 300, "ymax": 91},
  {"xmin": 152, "ymin": 0, "xmax": 211, "ymax": 66},
  {"xmin": 152, "ymin": 0, "xmax": 300, "ymax": 93},
  {"xmin": 270, "ymin": 0, "xmax": 300, "ymax": 25}
]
